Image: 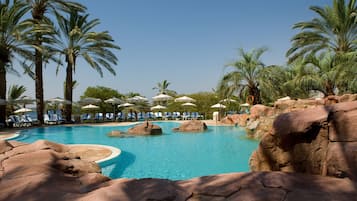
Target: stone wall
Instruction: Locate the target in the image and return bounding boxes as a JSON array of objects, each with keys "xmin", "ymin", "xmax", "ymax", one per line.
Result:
[{"xmin": 250, "ymin": 101, "xmax": 357, "ymax": 180}]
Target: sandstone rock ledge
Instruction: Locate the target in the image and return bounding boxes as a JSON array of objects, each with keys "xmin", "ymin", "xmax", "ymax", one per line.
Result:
[
  {"xmin": 127, "ymin": 122, "xmax": 162, "ymax": 135},
  {"xmin": 173, "ymin": 120, "xmax": 208, "ymax": 132},
  {"xmin": 0, "ymin": 139, "xmax": 356, "ymax": 201},
  {"xmin": 250, "ymin": 101, "xmax": 357, "ymax": 180}
]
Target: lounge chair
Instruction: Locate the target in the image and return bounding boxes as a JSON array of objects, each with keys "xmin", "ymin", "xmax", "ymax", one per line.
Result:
[
  {"xmin": 20, "ymin": 115, "xmax": 32, "ymax": 127},
  {"xmin": 154, "ymin": 112, "xmax": 163, "ymax": 120},
  {"xmin": 126, "ymin": 112, "xmax": 135, "ymax": 121},
  {"xmin": 44, "ymin": 114, "xmax": 57, "ymax": 125},
  {"xmin": 164, "ymin": 112, "xmax": 172, "ymax": 120},
  {"xmin": 7, "ymin": 115, "xmax": 21, "ymax": 127},
  {"xmin": 117, "ymin": 112, "xmax": 125, "ymax": 121},
  {"xmin": 146, "ymin": 112, "xmax": 155, "ymax": 120},
  {"xmin": 172, "ymin": 112, "xmax": 181, "ymax": 120},
  {"xmin": 182, "ymin": 112, "xmax": 191, "ymax": 120},
  {"xmin": 94, "ymin": 113, "xmax": 104, "ymax": 122},
  {"xmin": 106, "ymin": 113, "xmax": 114, "ymax": 121},
  {"xmin": 137, "ymin": 112, "xmax": 145, "ymax": 121}
]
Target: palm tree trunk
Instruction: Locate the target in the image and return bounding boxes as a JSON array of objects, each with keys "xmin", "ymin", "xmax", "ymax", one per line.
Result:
[
  {"xmin": 64, "ymin": 60, "xmax": 73, "ymax": 123},
  {"xmin": 326, "ymin": 83, "xmax": 335, "ymax": 96},
  {"xmin": 0, "ymin": 64, "xmax": 6, "ymax": 125},
  {"xmin": 249, "ymin": 86, "xmax": 261, "ymax": 105},
  {"xmin": 35, "ymin": 48, "xmax": 44, "ymax": 125}
]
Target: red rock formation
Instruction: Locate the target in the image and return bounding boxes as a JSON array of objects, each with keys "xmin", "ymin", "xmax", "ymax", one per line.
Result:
[
  {"xmin": 127, "ymin": 121, "xmax": 162, "ymax": 135},
  {"xmin": 250, "ymin": 101, "xmax": 357, "ymax": 180},
  {"xmin": 173, "ymin": 120, "xmax": 207, "ymax": 132}
]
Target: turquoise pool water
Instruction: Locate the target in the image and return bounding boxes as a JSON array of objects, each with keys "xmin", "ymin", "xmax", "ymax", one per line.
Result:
[{"xmin": 16, "ymin": 122, "xmax": 259, "ymax": 180}]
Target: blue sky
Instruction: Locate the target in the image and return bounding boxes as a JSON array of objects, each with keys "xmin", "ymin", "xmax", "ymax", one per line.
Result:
[{"xmin": 7, "ymin": 0, "xmax": 331, "ymax": 101}]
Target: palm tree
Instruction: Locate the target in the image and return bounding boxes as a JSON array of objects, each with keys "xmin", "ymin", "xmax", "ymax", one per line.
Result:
[
  {"xmin": 25, "ymin": 0, "xmax": 85, "ymax": 125},
  {"xmin": 153, "ymin": 80, "xmax": 173, "ymax": 95},
  {"xmin": 334, "ymin": 52, "xmax": 357, "ymax": 93},
  {"xmin": 287, "ymin": 0, "xmax": 357, "ymax": 62},
  {"xmin": 218, "ymin": 47, "xmax": 268, "ymax": 105},
  {"xmin": 259, "ymin": 64, "xmax": 310, "ymax": 103},
  {"xmin": 54, "ymin": 10, "xmax": 120, "ymax": 122},
  {"xmin": 0, "ymin": 0, "xmax": 30, "ymax": 125},
  {"xmin": 7, "ymin": 84, "xmax": 27, "ymax": 114},
  {"xmin": 63, "ymin": 80, "xmax": 78, "ymax": 98},
  {"xmin": 291, "ymin": 52, "xmax": 346, "ymax": 96}
]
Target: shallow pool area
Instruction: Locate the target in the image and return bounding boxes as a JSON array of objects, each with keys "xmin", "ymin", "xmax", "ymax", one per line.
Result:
[{"xmin": 16, "ymin": 122, "xmax": 259, "ymax": 180}]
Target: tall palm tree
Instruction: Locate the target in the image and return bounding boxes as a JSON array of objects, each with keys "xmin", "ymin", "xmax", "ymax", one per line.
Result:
[
  {"xmin": 153, "ymin": 80, "xmax": 172, "ymax": 95},
  {"xmin": 218, "ymin": 47, "xmax": 267, "ymax": 105},
  {"xmin": 287, "ymin": 0, "xmax": 357, "ymax": 62},
  {"xmin": 54, "ymin": 10, "xmax": 119, "ymax": 122},
  {"xmin": 25, "ymin": 0, "xmax": 85, "ymax": 125},
  {"xmin": 0, "ymin": 0, "xmax": 30, "ymax": 125},
  {"xmin": 291, "ymin": 52, "xmax": 345, "ymax": 96},
  {"xmin": 63, "ymin": 80, "xmax": 78, "ymax": 98}
]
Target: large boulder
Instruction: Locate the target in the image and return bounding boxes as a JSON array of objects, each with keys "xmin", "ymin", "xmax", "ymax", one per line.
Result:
[
  {"xmin": 250, "ymin": 101, "xmax": 357, "ymax": 180},
  {"xmin": 339, "ymin": 94, "xmax": 357, "ymax": 103},
  {"xmin": 127, "ymin": 122, "xmax": 162, "ymax": 135},
  {"xmin": 221, "ymin": 114, "xmax": 250, "ymax": 126},
  {"xmin": 0, "ymin": 140, "xmax": 104, "ymax": 201},
  {"xmin": 249, "ymin": 104, "xmax": 275, "ymax": 120},
  {"xmin": 173, "ymin": 120, "xmax": 207, "ymax": 132}
]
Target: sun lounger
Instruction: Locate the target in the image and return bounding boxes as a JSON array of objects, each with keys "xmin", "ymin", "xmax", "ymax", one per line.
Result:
[
  {"xmin": 20, "ymin": 115, "xmax": 32, "ymax": 127},
  {"xmin": 146, "ymin": 112, "xmax": 155, "ymax": 120},
  {"xmin": 106, "ymin": 113, "xmax": 114, "ymax": 121},
  {"xmin": 164, "ymin": 112, "xmax": 172, "ymax": 120},
  {"xmin": 138, "ymin": 112, "xmax": 145, "ymax": 121},
  {"xmin": 7, "ymin": 115, "xmax": 21, "ymax": 127},
  {"xmin": 182, "ymin": 112, "xmax": 191, "ymax": 120},
  {"xmin": 117, "ymin": 112, "xmax": 125, "ymax": 121},
  {"xmin": 172, "ymin": 112, "xmax": 181, "ymax": 120},
  {"xmin": 44, "ymin": 114, "xmax": 57, "ymax": 125},
  {"xmin": 154, "ymin": 112, "xmax": 163, "ymax": 120}
]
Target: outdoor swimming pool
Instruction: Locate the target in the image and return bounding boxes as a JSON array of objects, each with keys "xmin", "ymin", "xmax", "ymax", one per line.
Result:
[{"xmin": 16, "ymin": 122, "xmax": 259, "ymax": 180}]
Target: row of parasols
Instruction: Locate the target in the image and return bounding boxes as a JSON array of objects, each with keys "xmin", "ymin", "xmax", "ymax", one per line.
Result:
[
  {"xmin": 78, "ymin": 95, "xmax": 250, "ymax": 111},
  {"xmin": 81, "ymin": 95, "xmax": 199, "ymax": 111},
  {"xmin": 0, "ymin": 94, "xmax": 251, "ymax": 114}
]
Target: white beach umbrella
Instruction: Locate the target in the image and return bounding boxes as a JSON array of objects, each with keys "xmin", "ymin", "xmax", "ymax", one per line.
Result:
[
  {"xmin": 118, "ymin": 102, "xmax": 134, "ymax": 107},
  {"xmin": 175, "ymin": 96, "xmax": 196, "ymax": 103},
  {"xmin": 14, "ymin": 108, "xmax": 32, "ymax": 114},
  {"xmin": 104, "ymin": 97, "xmax": 122, "ymax": 120},
  {"xmin": 127, "ymin": 96, "xmax": 148, "ymax": 103},
  {"xmin": 46, "ymin": 97, "xmax": 72, "ymax": 105},
  {"xmin": 240, "ymin": 103, "xmax": 250, "ymax": 107},
  {"xmin": 220, "ymin": 98, "xmax": 237, "ymax": 103},
  {"xmin": 78, "ymin": 97, "xmax": 101, "ymax": 105},
  {"xmin": 81, "ymin": 104, "xmax": 99, "ymax": 109},
  {"xmin": 12, "ymin": 96, "xmax": 35, "ymax": 105},
  {"xmin": 104, "ymin": 97, "xmax": 123, "ymax": 104},
  {"xmin": 152, "ymin": 94, "xmax": 173, "ymax": 101},
  {"xmin": 151, "ymin": 105, "xmax": 167, "ymax": 110},
  {"xmin": 211, "ymin": 103, "xmax": 226, "ymax": 109},
  {"xmin": 181, "ymin": 102, "xmax": 196, "ymax": 107}
]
